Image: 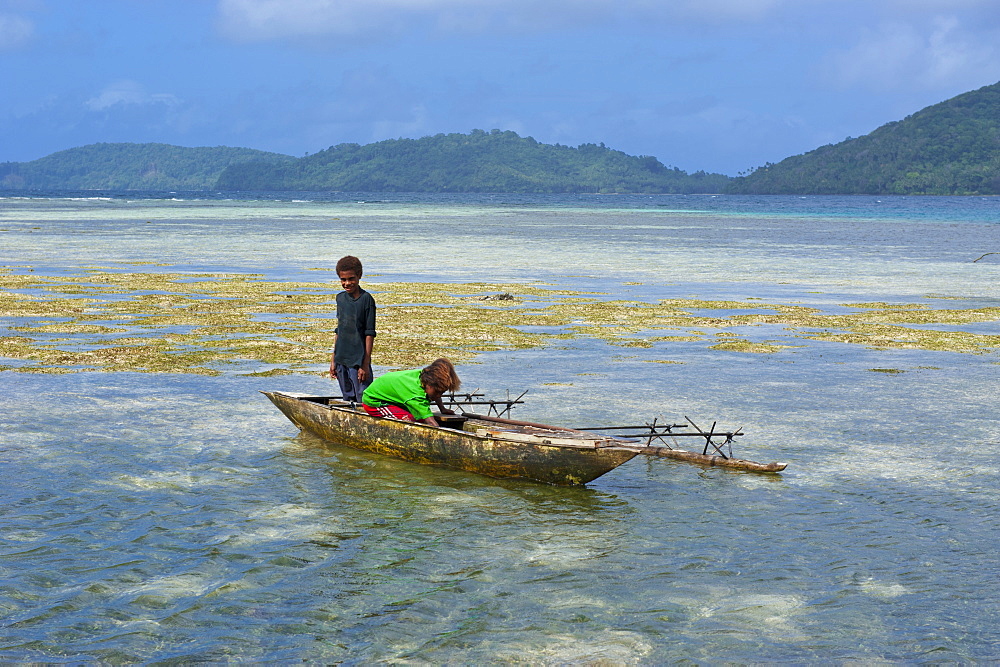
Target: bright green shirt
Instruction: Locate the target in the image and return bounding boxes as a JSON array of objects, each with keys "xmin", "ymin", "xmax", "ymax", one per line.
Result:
[{"xmin": 361, "ymin": 368, "xmax": 432, "ymax": 420}]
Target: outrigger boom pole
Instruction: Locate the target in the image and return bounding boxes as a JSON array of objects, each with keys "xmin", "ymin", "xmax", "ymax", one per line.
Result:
[
  {"xmin": 576, "ymin": 417, "xmax": 742, "ymax": 456},
  {"xmin": 576, "ymin": 417, "xmax": 785, "ymax": 473},
  {"xmin": 441, "ymin": 389, "xmax": 528, "ymax": 418}
]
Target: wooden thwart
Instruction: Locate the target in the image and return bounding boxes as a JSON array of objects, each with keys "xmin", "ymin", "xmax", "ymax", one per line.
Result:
[{"xmin": 327, "ymin": 390, "xmax": 527, "ymax": 417}]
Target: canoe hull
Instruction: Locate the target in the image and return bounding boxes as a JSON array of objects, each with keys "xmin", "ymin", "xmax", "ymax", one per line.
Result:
[{"xmin": 263, "ymin": 391, "xmax": 636, "ymax": 485}]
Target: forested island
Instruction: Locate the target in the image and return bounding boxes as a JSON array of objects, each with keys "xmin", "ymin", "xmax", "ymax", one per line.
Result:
[
  {"xmin": 215, "ymin": 129, "xmax": 729, "ymax": 193},
  {"xmin": 727, "ymin": 81, "xmax": 1000, "ymax": 195},
  {"xmin": 0, "ymin": 131, "xmax": 728, "ymax": 194},
  {"xmin": 0, "ymin": 143, "xmax": 294, "ymax": 191},
  {"xmin": 4, "ymin": 80, "xmax": 1000, "ymax": 195}
]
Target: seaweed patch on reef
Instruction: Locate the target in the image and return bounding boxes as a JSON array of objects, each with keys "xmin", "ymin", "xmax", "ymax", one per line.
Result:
[{"xmin": 2, "ymin": 266, "xmax": 999, "ymax": 374}]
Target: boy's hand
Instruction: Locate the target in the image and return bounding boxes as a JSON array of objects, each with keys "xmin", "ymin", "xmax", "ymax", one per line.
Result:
[{"xmin": 329, "ymin": 358, "xmax": 337, "ymax": 379}]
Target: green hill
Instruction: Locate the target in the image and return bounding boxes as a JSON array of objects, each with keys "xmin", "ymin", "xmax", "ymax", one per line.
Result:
[
  {"xmin": 0, "ymin": 143, "xmax": 294, "ymax": 190},
  {"xmin": 727, "ymin": 81, "xmax": 1000, "ymax": 195},
  {"xmin": 215, "ymin": 129, "xmax": 731, "ymax": 194},
  {"xmin": 8, "ymin": 83, "xmax": 1000, "ymax": 196}
]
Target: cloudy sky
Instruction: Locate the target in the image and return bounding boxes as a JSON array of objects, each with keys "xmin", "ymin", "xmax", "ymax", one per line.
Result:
[{"xmin": 2, "ymin": 0, "xmax": 999, "ymax": 175}]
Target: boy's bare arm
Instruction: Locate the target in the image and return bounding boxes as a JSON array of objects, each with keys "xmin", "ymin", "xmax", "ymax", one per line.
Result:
[
  {"xmin": 329, "ymin": 333, "xmax": 337, "ymax": 378},
  {"xmin": 358, "ymin": 334, "xmax": 375, "ymax": 382}
]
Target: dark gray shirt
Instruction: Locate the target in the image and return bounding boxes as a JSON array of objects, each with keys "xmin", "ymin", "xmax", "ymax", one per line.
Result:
[{"xmin": 334, "ymin": 289, "xmax": 377, "ymax": 367}]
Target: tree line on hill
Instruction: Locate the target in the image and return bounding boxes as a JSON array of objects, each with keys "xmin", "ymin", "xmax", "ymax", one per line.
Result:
[
  {"xmin": 215, "ymin": 129, "xmax": 729, "ymax": 194},
  {"xmin": 4, "ymin": 81, "xmax": 1000, "ymax": 195},
  {"xmin": 728, "ymin": 81, "xmax": 1000, "ymax": 195},
  {"xmin": 0, "ymin": 131, "xmax": 728, "ymax": 194},
  {"xmin": 0, "ymin": 143, "xmax": 294, "ymax": 191}
]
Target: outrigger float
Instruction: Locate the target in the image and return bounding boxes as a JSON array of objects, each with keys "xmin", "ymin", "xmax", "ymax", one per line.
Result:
[{"xmin": 263, "ymin": 390, "xmax": 787, "ymax": 486}]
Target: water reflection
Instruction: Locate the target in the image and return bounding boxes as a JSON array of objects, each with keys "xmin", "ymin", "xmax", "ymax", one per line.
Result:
[{"xmin": 290, "ymin": 428, "xmax": 626, "ymax": 507}]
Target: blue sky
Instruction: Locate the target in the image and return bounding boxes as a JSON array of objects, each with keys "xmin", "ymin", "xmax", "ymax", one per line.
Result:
[{"xmin": 2, "ymin": 0, "xmax": 999, "ymax": 175}]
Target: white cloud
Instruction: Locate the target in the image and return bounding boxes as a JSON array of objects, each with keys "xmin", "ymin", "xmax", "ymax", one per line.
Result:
[
  {"xmin": 887, "ymin": 0, "xmax": 1000, "ymax": 12},
  {"xmin": 85, "ymin": 81, "xmax": 181, "ymax": 111},
  {"xmin": 0, "ymin": 12, "xmax": 33, "ymax": 49},
  {"xmin": 216, "ymin": 0, "xmax": 408, "ymax": 41},
  {"xmin": 214, "ymin": 0, "xmax": 792, "ymax": 42},
  {"xmin": 825, "ymin": 15, "xmax": 1000, "ymax": 91},
  {"xmin": 631, "ymin": 0, "xmax": 786, "ymax": 22}
]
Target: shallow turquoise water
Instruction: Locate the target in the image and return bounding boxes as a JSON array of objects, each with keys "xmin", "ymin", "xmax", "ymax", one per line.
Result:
[{"xmin": 2, "ymin": 193, "xmax": 1000, "ymax": 662}]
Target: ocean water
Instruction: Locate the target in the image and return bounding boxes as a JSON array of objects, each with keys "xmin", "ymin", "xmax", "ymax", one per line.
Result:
[{"xmin": 2, "ymin": 192, "xmax": 1000, "ymax": 662}]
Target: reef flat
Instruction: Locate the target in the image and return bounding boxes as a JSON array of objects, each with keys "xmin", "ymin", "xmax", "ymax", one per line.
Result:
[{"xmin": 2, "ymin": 266, "xmax": 999, "ymax": 375}]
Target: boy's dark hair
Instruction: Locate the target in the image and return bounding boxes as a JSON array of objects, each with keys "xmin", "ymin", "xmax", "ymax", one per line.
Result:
[
  {"xmin": 336, "ymin": 255, "xmax": 363, "ymax": 276},
  {"xmin": 420, "ymin": 358, "xmax": 461, "ymax": 394}
]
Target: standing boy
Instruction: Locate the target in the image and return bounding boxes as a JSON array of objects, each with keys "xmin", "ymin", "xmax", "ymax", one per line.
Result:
[{"xmin": 329, "ymin": 255, "xmax": 376, "ymax": 403}]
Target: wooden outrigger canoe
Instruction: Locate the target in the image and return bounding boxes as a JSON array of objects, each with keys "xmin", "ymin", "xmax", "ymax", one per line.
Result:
[
  {"xmin": 263, "ymin": 391, "xmax": 637, "ymax": 485},
  {"xmin": 263, "ymin": 391, "xmax": 786, "ymax": 486}
]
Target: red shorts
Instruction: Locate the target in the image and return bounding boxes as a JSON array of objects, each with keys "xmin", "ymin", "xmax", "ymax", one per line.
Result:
[{"xmin": 362, "ymin": 404, "xmax": 416, "ymax": 421}]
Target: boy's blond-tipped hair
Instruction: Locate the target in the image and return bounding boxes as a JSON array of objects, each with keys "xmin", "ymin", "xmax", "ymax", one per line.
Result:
[{"xmin": 420, "ymin": 358, "xmax": 461, "ymax": 394}]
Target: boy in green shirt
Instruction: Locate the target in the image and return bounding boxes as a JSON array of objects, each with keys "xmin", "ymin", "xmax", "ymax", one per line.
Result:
[
  {"xmin": 329, "ymin": 255, "xmax": 376, "ymax": 403},
  {"xmin": 362, "ymin": 358, "xmax": 460, "ymax": 426}
]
